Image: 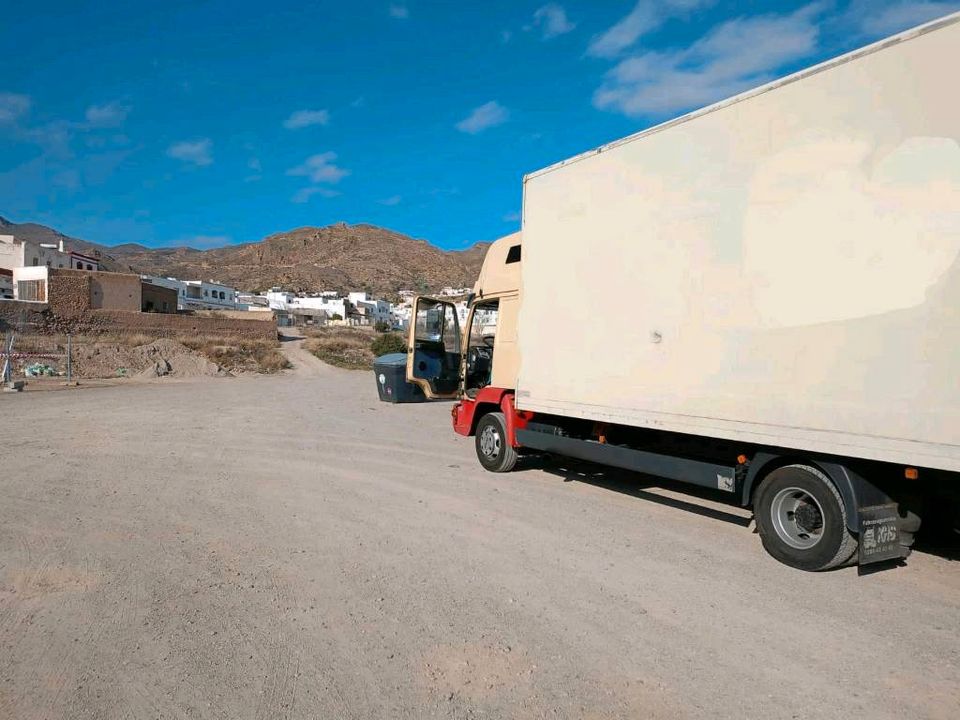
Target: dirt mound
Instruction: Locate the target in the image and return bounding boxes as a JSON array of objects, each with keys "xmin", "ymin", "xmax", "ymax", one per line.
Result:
[{"xmin": 73, "ymin": 338, "xmax": 225, "ymax": 379}]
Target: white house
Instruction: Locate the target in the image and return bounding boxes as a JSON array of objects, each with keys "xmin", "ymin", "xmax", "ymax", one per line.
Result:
[
  {"xmin": 237, "ymin": 292, "xmax": 271, "ymax": 311},
  {"xmin": 266, "ymin": 289, "xmax": 295, "ymax": 310},
  {"xmin": 12, "ymin": 266, "xmax": 51, "ymax": 302},
  {"xmin": 67, "ymin": 249, "xmax": 101, "ymax": 271},
  {"xmin": 181, "ymin": 280, "xmax": 238, "ymax": 310},
  {"xmin": 348, "ymin": 292, "xmax": 393, "ymax": 326},
  {"xmin": 0, "ymin": 235, "xmax": 70, "ymax": 271},
  {"xmin": 290, "ymin": 294, "xmax": 348, "ymax": 320},
  {"xmin": 0, "ymin": 268, "xmax": 12, "ymax": 299},
  {"xmin": 392, "ymin": 304, "xmax": 412, "ymax": 330}
]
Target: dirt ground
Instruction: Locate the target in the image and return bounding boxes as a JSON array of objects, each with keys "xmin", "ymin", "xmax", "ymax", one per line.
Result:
[{"xmin": 0, "ymin": 339, "xmax": 958, "ymax": 719}]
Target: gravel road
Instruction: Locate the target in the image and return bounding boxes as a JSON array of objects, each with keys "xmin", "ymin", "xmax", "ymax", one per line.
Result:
[{"xmin": 1, "ymin": 346, "xmax": 958, "ymax": 719}]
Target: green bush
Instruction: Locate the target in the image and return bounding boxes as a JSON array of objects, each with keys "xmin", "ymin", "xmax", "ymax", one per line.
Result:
[
  {"xmin": 374, "ymin": 320, "xmax": 391, "ymax": 333},
  {"xmin": 371, "ymin": 333, "xmax": 407, "ymax": 357}
]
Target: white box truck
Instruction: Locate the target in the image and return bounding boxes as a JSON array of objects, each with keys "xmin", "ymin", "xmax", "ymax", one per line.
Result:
[{"xmin": 407, "ymin": 12, "xmax": 960, "ymax": 571}]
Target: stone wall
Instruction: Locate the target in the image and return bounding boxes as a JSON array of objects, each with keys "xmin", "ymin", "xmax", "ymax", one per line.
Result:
[
  {"xmin": 46, "ymin": 271, "xmax": 91, "ymax": 318},
  {"xmin": 46, "ymin": 268, "xmax": 143, "ymax": 315},
  {"xmin": 0, "ymin": 299, "xmax": 51, "ymax": 333},
  {"xmin": 141, "ymin": 283, "xmax": 178, "ymax": 313},
  {"xmin": 193, "ymin": 309, "xmax": 276, "ymax": 322},
  {"xmin": 89, "ymin": 310, "xmax": 276, "ymax": 341},
  {"xmin": 1, "ymin": 299, "xmax": 276, "ymax": 341},
  {"xmin": 90, "ymin": 272, "xmax": 140, "ymax": 311}
]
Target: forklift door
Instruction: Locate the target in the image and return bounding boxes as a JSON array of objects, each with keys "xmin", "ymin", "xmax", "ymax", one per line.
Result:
[{"xmin": 406, "ymin": 297, "xmax": 462, "ymax": 399}]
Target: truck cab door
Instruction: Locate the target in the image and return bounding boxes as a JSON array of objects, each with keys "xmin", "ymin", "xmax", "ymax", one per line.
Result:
[{"xmin": 406, "ymin": 297, "xmax": 462, "ymax": 399}]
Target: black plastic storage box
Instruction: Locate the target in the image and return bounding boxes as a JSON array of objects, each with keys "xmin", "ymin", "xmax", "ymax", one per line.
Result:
[{"xmin": 373, "ymin": 353, "xmax": 426, "ymax": 403}]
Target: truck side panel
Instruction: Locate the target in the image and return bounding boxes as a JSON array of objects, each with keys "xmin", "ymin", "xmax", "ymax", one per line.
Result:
[{"xmin": 517, "ymin": 17, "xmax": 960, "ymax": 471}]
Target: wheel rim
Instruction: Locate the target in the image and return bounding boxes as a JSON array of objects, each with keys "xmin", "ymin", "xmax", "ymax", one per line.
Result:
[
  {"xmin": 770, "ymin": 486, "xmax": 826, "ymax": 550},
  {"xmin": 479, "ymin": 424, "xmax": 501, "ymax": 460}
]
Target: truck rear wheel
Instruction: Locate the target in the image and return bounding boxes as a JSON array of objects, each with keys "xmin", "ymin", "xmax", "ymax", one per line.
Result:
[
  {"xmin": 754, "ymin": 464, "xmax": 858, "ymax": 571},
  {"xmin": 475, "ymin": 412, "xmax": 518, "ymax": 473}
]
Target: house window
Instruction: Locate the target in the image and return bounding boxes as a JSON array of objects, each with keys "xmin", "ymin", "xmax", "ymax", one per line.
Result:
[
  {"xmin": 32, "ymin": 257, "xmax": 38, "ymax": 266},
  {"xmin": 17, "ymin": 280, "xmax": 46, "ymax": 302},
  {"xmin": 86, "ymin": 264, "xmax": 93, "ymax": 270},
  {"xmin": 77, "ymin": 261, "xmax": 83, "ymax": 269}
]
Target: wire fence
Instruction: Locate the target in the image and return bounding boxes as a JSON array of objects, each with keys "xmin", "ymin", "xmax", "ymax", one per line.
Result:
[{"xmin": 1, "ymin": 332, "xmax": 72, "ymax": 383}]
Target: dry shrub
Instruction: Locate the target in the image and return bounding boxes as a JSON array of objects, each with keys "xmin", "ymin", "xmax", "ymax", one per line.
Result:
[
  {"xmin": 7, "ymin": 331, "xmax": 289, "ymax": 377},
  {"xmin": 178, "ymin": 336, "xmax": 290, "ymax": 374},
  {"xmin": 371, "ymin": 332, "xmax": 406, "ymax": 356},
  {"xmin": 302, "ymin": 326, "xmax": 376, "ymax": 370}
]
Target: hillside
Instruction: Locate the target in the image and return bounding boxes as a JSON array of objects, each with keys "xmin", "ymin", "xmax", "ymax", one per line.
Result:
[
  {"xmin": 0, "ymin": 216, "xmax": 490, "ymax": 294},
  {"xmin": 0, "ymin": 216, "xmax": 129, "ymax": 272}
]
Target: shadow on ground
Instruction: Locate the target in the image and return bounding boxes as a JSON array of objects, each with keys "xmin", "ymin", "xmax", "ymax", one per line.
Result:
[
  {"xmin": 517, "ymin": 454, "xmax": 960, "ymax": 562},
  {"xmin": 517, "ymin": 454, "xmax": 752, "ymax": 528}
]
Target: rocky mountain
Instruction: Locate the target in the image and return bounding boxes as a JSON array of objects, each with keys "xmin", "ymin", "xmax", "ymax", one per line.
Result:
[{"xmin": 0, "ymin": 216, "xmax": 490, "ymax": 294}]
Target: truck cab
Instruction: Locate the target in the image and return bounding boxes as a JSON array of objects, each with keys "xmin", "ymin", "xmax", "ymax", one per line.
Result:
[
  {"xmin": 406, "ymin": 232, "xmax": 521, "ymax": 401},
  {"xmin": 406, "ymin": 231, "xmax": 523, "ymax": 445}
]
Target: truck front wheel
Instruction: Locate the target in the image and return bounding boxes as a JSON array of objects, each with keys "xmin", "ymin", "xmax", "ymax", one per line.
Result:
[
  {"xmin": 475, "ymin": 412, "xmax": 518, "ymax": 473},
  {"xmin": 754, "ymin": 464, "xmax": 858, "ymax": 571}
]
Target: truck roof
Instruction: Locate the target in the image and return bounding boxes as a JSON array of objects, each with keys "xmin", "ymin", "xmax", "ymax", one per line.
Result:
[{"xmin": 524, "ymin": 10, "xmax": 960, "ymax": 183}]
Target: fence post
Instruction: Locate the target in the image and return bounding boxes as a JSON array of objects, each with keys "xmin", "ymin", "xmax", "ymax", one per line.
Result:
[
  {"xmin": 66, "ymin": 333, "xmax": 72, "ymax": 383},
  {"xmin": 2, "ymin": 333, "xmax": 13, "ymax": 384}
]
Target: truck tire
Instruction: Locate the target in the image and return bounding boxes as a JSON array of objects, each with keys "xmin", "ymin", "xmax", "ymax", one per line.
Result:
[
  {"xmin": 475, "ymin": 412, "xmax": 518, "ymax": 473},
  {"xmin": 754, "ymin": 464, "xmax": 858, "ymax": 571}
]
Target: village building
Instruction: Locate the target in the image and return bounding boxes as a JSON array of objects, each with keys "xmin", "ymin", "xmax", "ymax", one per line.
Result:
[{"xmin": 0, "ymin": 234, "xmax": 69, "ymax": 271}]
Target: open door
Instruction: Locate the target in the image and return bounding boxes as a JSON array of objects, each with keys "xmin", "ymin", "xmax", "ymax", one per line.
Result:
[{"xmin": 406, "ymin": 297, "xmax": 462, "ymax": 399}]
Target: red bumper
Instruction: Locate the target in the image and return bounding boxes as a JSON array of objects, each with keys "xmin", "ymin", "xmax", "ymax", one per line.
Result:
[
  {"xmin": 452, "ymin": 399, "xmax": 475, "ymax": 436},
  {"xmin": 451, "ymin": 388, "xmax": 532, "ymax": 446}
]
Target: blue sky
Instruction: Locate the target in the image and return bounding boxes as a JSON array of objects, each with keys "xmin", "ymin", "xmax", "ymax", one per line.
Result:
[{"xmin": 1, "ymin": 0, "xmax": 957, "ymax": 250}]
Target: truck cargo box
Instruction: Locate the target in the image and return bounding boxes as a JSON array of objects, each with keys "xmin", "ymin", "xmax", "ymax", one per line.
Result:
[{"xmin": 516, "ymin": 14, "xmax": 960, "ymax": 472}]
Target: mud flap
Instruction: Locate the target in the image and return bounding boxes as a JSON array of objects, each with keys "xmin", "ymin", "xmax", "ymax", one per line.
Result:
[{"xmin": 858, "ymin": 503, "xmax": 903, "ymax": 565}]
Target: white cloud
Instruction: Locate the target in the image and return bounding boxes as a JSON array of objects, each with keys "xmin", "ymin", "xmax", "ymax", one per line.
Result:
[
  {"xmin": 532, "ymin": 4, "xmax": 575, "ymax": 39},
  {"xmin": 53, "ymin": 168, "xmax": 81, "ymax": 191},
  {"xmin": 0, "ymin": 92, "xmax": 30, "ymax": 124},
  {"xmin": 456, "ymin": 101, "xmax": 509, "ymax": 134},
  {"xmin": 389, "ymin": 4, "xmax": 409, "ymax": 19},
  {"xmin": 594, "ymin": 4, "xmax": 822, "ymax": 117},
  {"xmin": 500, "ymin": 29, "xmax": 513, "ymax": 44},
  {"xmin": 245, "ymin": 158, "xmax": 262, "ymax": 182},
  {"xmin": 848, "ymin": 0, "xmax": 959, "ymax": 36},
  {"xmin": 283, "ymin": 109, "xmax": 330, "ymax": 129},
  {"xmin": 380, "ymin": 195, "xmax": 402, "ymax": 206},
  {"xmin": 23, "ymin": 121, "xmax": 72, "ymax": 155},
  {"xmin": 292, "ymin": 186, "xmax": 340, "ymax": 203},
  {"xmin": 287, "ymin": 151, "xmax": 349, "ymax": 183},
  {"xmin": 167, "ymin": 138, "xmax": 213, "ymax": 166},
  {"xmin": 587, "ymin": 0, "xmax": 712, "ymax": 58},
  {"xmin": 84, "ymin": 101, "xmax": 130, "ymax": 128},
  {"xmin": 503, "ymin": 211, "xmax": 521, "ymax": 223}
]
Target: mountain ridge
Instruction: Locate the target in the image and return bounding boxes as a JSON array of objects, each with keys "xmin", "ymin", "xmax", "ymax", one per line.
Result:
[{"xmin": 0, "ymin": 216, "xmax": 490, "ymax": 294}]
